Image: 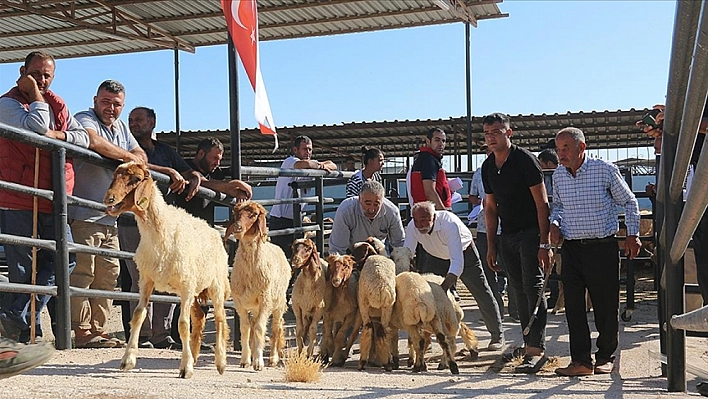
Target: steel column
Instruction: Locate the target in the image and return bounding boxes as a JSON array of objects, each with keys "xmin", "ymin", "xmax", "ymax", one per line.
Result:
[{"xmin": 52, "ymin": 149, "xmax": 71, "ymax": 350}]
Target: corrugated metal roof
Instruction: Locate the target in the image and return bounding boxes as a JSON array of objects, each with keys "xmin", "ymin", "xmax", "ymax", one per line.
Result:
[
  {"xmin": 0, "ymin": 0, "xmax": 507, "ymax": 63},
  {"xmin": 156, "ymin": 109, "xmax": 655, "ymax": 168}
]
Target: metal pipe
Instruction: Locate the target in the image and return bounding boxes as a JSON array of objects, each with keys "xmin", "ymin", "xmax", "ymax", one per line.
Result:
[
  {"xmin": 52, "ymin": 149, "xmax": 71, "ymax": 350},
  {"xmin": 0, "ymin": 282, "xmax": 57, "ymax": 296},
  {"xmin": 670, "ymin": 305, "xmax": 708, "ymax": 332},
  {"xmin": 174, "ymin": 46, "xmax": 181, "ymax": 152},
  {"xmin": 465, "ymin": 21, "xmax": 473, "ymax": 171},
  {"xmin": 228, "ymin": 35, "xmax": 241, "ymax": 180},
  {"xmin": 315, "ymin": 176, "xmax": 325, "ymax": 253},
  {"xmin": 241, "ymin": 166, "xmax": 347, "ymax": 178},
  {"xmin": 670, "ymin": 6, "xmax": 708, "ymax": 202}
]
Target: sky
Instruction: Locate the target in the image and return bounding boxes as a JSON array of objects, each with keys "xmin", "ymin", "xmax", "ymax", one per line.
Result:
[{"xmin": 0, "ymin": 1, "xmax": 677, "ymax": 135}]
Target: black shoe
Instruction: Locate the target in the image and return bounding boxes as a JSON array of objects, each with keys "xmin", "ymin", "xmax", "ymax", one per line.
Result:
[
  {"xmin": 0, "ymin": 312, "xmax": 27, "ymax": 342},
  {"xmin": 138, "ymin": 337, "xmax": 154, "ymax": 349},
  {"xmin": 698, "ymin": 382, "xmax": 708, "ymax": 397},
  {"xmin": 152, "ymin": 336, "xmax": 182, "ymax": 350}
]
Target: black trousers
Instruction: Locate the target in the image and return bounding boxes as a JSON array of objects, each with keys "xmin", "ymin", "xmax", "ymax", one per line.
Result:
[
  {"xmin": 561, "ymin": 238, "xmax": 619, "ymax": 368},
  {"xmin": 269, "ymin": 216, "xmax": 295, "ymax": 258}
]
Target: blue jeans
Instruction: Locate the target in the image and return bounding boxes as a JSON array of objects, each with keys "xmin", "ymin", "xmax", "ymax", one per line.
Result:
[
  {"xmin": 499, "ymin": 228, "xmax": 547, "ymax": 350},
  {"xmin": 0, "ymin": 210, "xmax": 75, "ymax": 336}
]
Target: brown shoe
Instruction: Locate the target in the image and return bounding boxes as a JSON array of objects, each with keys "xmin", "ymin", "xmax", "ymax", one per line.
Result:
[
  {"xmin": 555, "ymin": 361, "xmax": 594, "ymax": 376},
  {"xmin": 594, "ymin": 361, "xmax": 613, "ymax": 374}
]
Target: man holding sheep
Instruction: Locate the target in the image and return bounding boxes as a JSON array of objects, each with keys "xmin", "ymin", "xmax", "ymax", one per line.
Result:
[
  {"xmin": 404, "ymin": 201, "xmax": 505, "ymax": 351},
  {"xmin": 329, "ymin": 180, "xmax": 405, "ymax": 255}
]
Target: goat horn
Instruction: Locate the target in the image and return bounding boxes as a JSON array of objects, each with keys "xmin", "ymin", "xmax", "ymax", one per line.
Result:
[{"xmin": 669, "ymin": 305, "xmax": 708, "ymax": 332}]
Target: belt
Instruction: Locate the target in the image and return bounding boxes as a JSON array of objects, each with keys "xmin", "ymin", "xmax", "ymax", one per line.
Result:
[{"xmin": 565, "ymin": 235, "xmax": 615, "ymax": 245}]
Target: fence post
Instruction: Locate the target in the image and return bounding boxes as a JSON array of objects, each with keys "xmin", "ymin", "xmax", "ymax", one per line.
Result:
[
  {"xmin": 52, "ymin": 148, "xmax": 71, "ymax": 349},
  {"xmin": 291, "ymin": 182, "xmax": 302, "ymax": 239},
  {"xmin": 315, "ymin": 176, "xmax": 324, "ymax": 253}
]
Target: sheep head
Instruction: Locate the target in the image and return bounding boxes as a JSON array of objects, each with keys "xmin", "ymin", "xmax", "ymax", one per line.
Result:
[
  {"xmin": 104, "ymin": 161, "xmax": 153, "ymax": 219},
  {"xmin": 391, "ymin": 246, "xmax": 417, "ymax": 273},
  {"xmin": 291, "ymin": 238, "xmax": 318, "ymax": 269},
  {"xmin": 326, "ymin": 254, "xmax": 356, "ymax": 288},
  {"xmin": 224, "ymin": 200, "xmax": 268, "ymax": 243},
  {"xmin": 366, "ymin": 236, "xmax": 387, "ymax": 255},
  {"xmin": 350, "ymin": 241, "xmax": 378, "ymax": 270}
]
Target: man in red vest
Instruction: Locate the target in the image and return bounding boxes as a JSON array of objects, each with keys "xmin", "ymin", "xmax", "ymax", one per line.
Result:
[
  {"xmin": 0, "ymin": 51, "xmax": 90, "ymax": 343},
  {"xmin": 409, "ymin": 127, "xmax": 452, "ymax": 210}
]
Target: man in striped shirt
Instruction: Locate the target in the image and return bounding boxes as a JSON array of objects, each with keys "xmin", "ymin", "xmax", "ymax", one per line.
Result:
[{"xmin": 550, "ymin": 127, "xmax": 641, "ymax": 376}]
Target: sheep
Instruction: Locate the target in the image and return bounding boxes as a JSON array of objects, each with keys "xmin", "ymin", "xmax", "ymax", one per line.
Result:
[
  {"xmin": 290, "ymin": 238, "xmax": 329, "ymax": 358},
  {"xmin": 103, "ymin": 162, "xmax": 230, "ymax": 379},
  {"xmin": 350, "ymin": 236, "xmax": 386, "ymax": 269},
  {"xmin": 422, "ymin": 274, "xmax": 479, "ymax": 369},
  {"xmin": 224, "ymin": 200, "xmax": 290, "ymax": 371},
  {"xmin": 321, "ymin": 254, "xmax": 361, "ymax": 367},
  {"xmin": 390, "ymin": 246, "xmax": 416, "ymax": 275},
  {"xmin": 391, "ymin": 271, "xmax": 459, "ymax": 374},
  {"xmin": 355, "ymin": 242, "xmax": 397, "ymax": 371}
]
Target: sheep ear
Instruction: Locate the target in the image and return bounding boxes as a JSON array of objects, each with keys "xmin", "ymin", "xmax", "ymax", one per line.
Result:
[
  {"xmin": 258, "ymin": 210, "xmax": 268, "ymax": 242},
  {"xmin": 133, "ymin": 177, "xmax": 153, "ymax": 212},
  {"xmin": 366, "ymin": 245, "xmax": 377, "ymax": 258},
  {"xmin": 223, "ymin": 220, "xmax": 236, "ymax": 243}
]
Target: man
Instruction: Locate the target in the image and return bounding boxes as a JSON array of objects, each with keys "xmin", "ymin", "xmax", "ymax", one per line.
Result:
[
  {"xmin": 409, "ymin": 127, "xmax": 452, "ymax": 210},
  {"xmin": 0, "ymin": 51, "xmax": 90, "ymax": 343},
  {"xmin": 537, "ymin": 148, "xmax": 560, "ymax": 308},
  {"xmin": 481, "ymin": 112, "xmax": 552, "ymax": 373},
  {"xmin": 118, "ymin": 106, "xmax": 203, "ymax": 349},
  {"xmin": 404, "ymin": 201, "xmax": 505, "ymax": 350},
  {"xmin": 344, "ymin": 156, "xmax": 357, "ymax": 172},
  {"xmin": 551, "ymin": 127, "xmax": 641, "ymax": 376},
  {"xmin": 69, "ymin": 80, "xmax": 148, "ymax": 348},
  {"xmin": 329, "ymin": 180, "xmax": 404, "ymax": 255},
  {"xmin": 173, "ymin": 137, "xmax": 252, "ymax": 224},
  {"xmin": 270, "ymin": 135, "xmax": 336, "ymax": 257}
]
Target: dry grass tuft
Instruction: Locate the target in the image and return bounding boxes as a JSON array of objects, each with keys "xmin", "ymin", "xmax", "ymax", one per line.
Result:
[{"xmin": 283, "ymin": 349, "xmax": 324, "ymax": 383}]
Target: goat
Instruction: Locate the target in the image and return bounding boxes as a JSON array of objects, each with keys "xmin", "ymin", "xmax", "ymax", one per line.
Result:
[
  {"xmin": 290, "ymin": 238, "xmax": 329, "ymax": 358},
  {"xmin": 104, "ymin": 162, "xmax": 230, "ymax": 379},
  {"xmin": 224, "ymin": 200, "xmax": 290, "ymax": 370},
  {"xmin": 322, "ymin": 254, "xmax": 361, "ymax": 366}
]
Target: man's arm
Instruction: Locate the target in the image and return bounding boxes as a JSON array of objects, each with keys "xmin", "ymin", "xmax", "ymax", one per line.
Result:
[
  {"xmin": 328, "ymin": 206, "xmax": 352, "ymax": 255},
  {"xmin": 440, "ymin": 221, "xmax": 465, "ymax": 291},
  {"xmin": 84, "ymin": 128, "xmax": 146, "ymax": 163},
  {"xmin": 484, "ymin": 193, "xmax": 501, "ymax": 272},
  {"xmin": 403, "ymin": 221, "xmax": 419, "ymax": 253},
  {"xmin": 529, "ymin": 182, "xmax": 552, "ymax": 272},
  {"xmin": 293, "ymin": 159, "xmax": 338, "ymax": 171},
  {"xmin": 146, "ymin": 164, "xmax": 189, "ymax": 194},
  {"xmin": 549, "ymin": 173, "xmax": 564, "ymax": 245},
  {"xmin": 422, "ymin": 179, "xmax": 446, "ymax": 210},
  {"xmin": 200, "ymin": 179, "xmax": 252, "ymax": 201},
  {"xmin": 387, "ymin": 205, "xmax": 406, "ymax": 249}
]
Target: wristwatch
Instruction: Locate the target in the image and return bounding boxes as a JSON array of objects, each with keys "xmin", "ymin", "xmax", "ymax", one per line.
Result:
[{"xmin": 539, "ymin": 243, "xmax": 552, "ymax": 250}]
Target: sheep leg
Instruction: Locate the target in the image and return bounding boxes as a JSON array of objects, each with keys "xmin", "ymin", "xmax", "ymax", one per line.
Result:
[
  {"xmin": 342, "ymin": 312, "xmax": 362, "ymax": 364},
  {"xmin": 389, "ymin": 326, "xmax": 400, "ymax": 370},
  {"xmin": 177, "ymin": 297, "xmax": 195, "ymax": 379},
  {"xmin": 270, "ymin": 306, "xmax": 286, "ymax": 367},
  {"xmin": 357, "ymin": 305, "xmax": 371, "ymax": 371},
  {"xmin": 249, "ymin": 309, "xmax": 269, "ymax": 370},
  {"xmin": 189, "ymin": 299, "xmax": 206, "ymax": 365},
  {"xmin": 120, "ymin": 278, "xmax": 154, "ymax": 372},
  {"xmin": 321, "ymin": 314, "xmax": 334, "ymax": 364},
  {"xmin": 436, "ymin": 331, "xmax": 459, "ymax": 375},
  {"xmin": 211, "ymin": 294, "xmax": 229, "ymax": 375},
  {"xmin": 411, "ymin": 329, "xmax": 427, "ymax": 373},
  {"xmin": 379, "ymin": 306, "xmax": 394, "ymax": 371},
  {"xmin": 294, "ymin": 306, "xmax": 305, "ymax": 355},
  {"xmin": 306, "ymin": 309, "xmax": 323, "ymax": 358},
  {"xmin": 235, "ymin": 307, "xmax": 252, "ymax": 369}
]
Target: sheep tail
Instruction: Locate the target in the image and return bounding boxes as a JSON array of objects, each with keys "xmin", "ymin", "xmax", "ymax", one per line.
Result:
[{"xmin": 459, "ymin": 322, "xmax": 479, "ymax": 357}]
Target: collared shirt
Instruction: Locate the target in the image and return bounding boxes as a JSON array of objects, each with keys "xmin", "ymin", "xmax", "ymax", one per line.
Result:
[
  {"xmin": 550, "ymin": 157, "xmax": 640, "ymax": 239},
  {"xmin": 403, "ymin": 211, "xmax": 472, "ymax": 277},
  {"xmin": 328, "ymin": 196, "xmax": 405, "ymax": 255}
]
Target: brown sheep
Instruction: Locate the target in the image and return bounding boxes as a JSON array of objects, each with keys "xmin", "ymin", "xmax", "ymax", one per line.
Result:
[
  {"xmin": 290, "ymin": 238, "xmax": 329, "ymax": 358},
  {"xmin": 224, "ymin": 201, "xmax": 290, "ymax": 371},
  {"xmin": 322, "ymin": 254, "xmax": 361, "ymax": 366},
  {"xmin": 103, "ymin": 162, "xmax": 230, "ymax": 379}
]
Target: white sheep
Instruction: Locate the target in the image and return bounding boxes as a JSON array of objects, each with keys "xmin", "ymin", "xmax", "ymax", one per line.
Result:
[
  {"xmin": 103, "ymin": 162, "xmax": 230, "ymax": 379},
  {"xmin": 356, "ymin": 242, "xmax": 396, "ymax": 371},
  {"xmin": 391, "ymin": 271, "xmax": 460, "ymax": 374},
  {"xmin": 224, "ymin": 200, "xmax": 290, "ymax": 371},
  {"xmin": 423, "ymin": 274, "xmax": 479, "ymax": 369},
  {"xmin": 390, "ymin": 246, "xmax": 415, "ymax": 275},
  {"xmin": 322, "ymin": 253, "xmax": 361, "ymax": 366},
  {"xmin": 290, "ymin": 238, "xmax": 329, "ymax": 358}
]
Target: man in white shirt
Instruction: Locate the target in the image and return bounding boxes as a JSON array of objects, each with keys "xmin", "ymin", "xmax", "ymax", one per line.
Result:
[
  {"xmin": 270, "ymin": 135, "xmax": 336, "ymax": 257},
  {"xmin": 404, "ymin": 201, "xmax": 505, "ymax": 350}
]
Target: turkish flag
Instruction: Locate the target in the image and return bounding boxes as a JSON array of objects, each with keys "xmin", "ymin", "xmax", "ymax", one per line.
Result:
[{"xmin": 222, "ymin": 0, "xmax": 278, "ymax": 149}]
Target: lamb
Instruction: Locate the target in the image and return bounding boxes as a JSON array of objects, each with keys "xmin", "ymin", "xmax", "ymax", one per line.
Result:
[
  {"xmin": 103, "ymin": 162, "xmax": 230, "ymax": 379},
  {"xmin": 422, "ymin": 274, "xmax": 479, "ymax": 369},
  {"xmin": 350, "ymin": 236, "xmax": 386, "ymax": 269},
  {"xmin": 390, "ymin": 246, "xmax": 415, "ymax": 275},
  {"xmin": 391, "ymin": 271, "xmax": 459, "ymax": 374},
  {"xmin": 321, "ymin": 253, "xmax": 361, "ymax": 366},
  {"xmin": 224, "ymin": 200, "xmax": 290, "ymax": 370},
  {"xmin": 355, "ymin": 242, "xmax": 397, "ymax": 371},
  {"xmin": 290, "ymin": 238, "xmax": 329, "ymax": 358}
]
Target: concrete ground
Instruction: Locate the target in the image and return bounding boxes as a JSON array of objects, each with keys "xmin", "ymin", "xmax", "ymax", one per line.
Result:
[{"xmin": 2, "ymin": 271, "xmax": 706, "ymax": 398}]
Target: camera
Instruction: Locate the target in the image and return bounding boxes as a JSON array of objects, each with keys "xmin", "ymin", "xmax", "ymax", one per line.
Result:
[{"xmin": 639, "ymin": 108, "xmax": 663, "ymax": 130}]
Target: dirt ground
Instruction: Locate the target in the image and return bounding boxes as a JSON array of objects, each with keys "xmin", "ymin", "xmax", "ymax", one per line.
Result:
[{"xmin": 3, "ymin": 270, "xmax": 707, "ymax": 399}]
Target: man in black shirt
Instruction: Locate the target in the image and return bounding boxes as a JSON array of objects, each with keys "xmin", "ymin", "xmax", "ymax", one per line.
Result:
[{"xmin": 481, "ymin": 112, "xmax": 552, "ymax": 374}]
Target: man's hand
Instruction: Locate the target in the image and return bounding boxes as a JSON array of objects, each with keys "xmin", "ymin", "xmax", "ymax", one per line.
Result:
[
  {"xmin": 487, "ymin": 242, "xmax": 500, "ymax": 272},
  {"xmin": 625, "ymin": 236, "xmax": 642, "ymax": 260},
  {"xmin": 550, "ymin": 224, "xmax": 563, "ymax": 246},
  {"xmin": 223, "ymin": 180, "xmax": 253, "ymax": 201},
  {"xmin": 645, "ymin": 183, "xmax": 656, "ymax": 197},
  {"xmin": 16, "ymin": 74, "xmax": 43, "ymax": 103},
  {"xmin": 165, "ymin": 168, "xmax": 187, "ymax": 194},
  {"xmin": 538, "ymin": 248, "xmax": 553, "ymax": 274},
  {"xmin": 44, "ymin": 130, "xmax": 66, "ymax": 141},
  {"xmin": 637, "ymin": 104, "xmax": 664, "ymax": 139},
  {"xmin": 121, "ymin": 152, "xmax": 145, "ymax": 165},
  {"xmin": 440, "ymin": 273, "xmax": 458, "ymax": 292}
]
